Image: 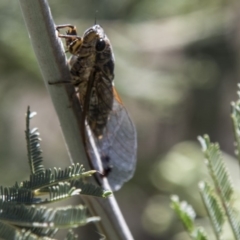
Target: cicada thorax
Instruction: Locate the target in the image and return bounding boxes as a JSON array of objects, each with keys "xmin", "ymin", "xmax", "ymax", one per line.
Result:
[{"xmin": 63, "ymin": 24, "xmax": 115, "ymax": 138}]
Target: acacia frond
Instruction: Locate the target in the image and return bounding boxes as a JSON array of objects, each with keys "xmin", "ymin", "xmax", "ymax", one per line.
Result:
[
  {"xmin": 199, "ymin": 135, "xmax": 240, "ymax": 239},
  {"xmin": 171, "ymin": 195, "xmax": 209, "ymax": 240},
  {"xmin": 22, "ymin": 163, "xmax": 95, "ymax": 190},
  {"xmin": 41, "ymin": 180, "xmax": 111, "ymax": 203},
  {"xmin": 0, "ymin": 180, "xmax": 110, "ymax": 205},
  {"xmin": 231, "ymin": 86, "xmax": 240, "ymax": 163},
  {"xmin": 198, "ymin": 135, "xmax": 233, "ymax": 202},
  {"xmin": 0, "ymin": 183, "xmax": 78, "ymax": 205},
  {"xmin": 70, "ymin": 180, "xmax": 112, "ymax": 198},
  {"xmin": 0, "ymin": 201, "xmax": 100, "ymax": 230},
  {"xmin": 48, "ymin": 182, "xmax": 80, "ymax": 201},
  {"xmin": 226, "ymin": 208, "xmax": 240, "ymax": 240},
  {"xmin": 191, "ymin": 228, "xmax": 209, "ymax": 240},
  {"xmin": 0, "ymin": 221, "xmax": 54, "ymax": 240},
  {"xmin": 0, "ymin": 185, "xmax": 36, "ymax": 204},
  {"xmin": 199, "ymin": 181, "xmax": 224, "ymax": 238},
  {"xmin": 25, "ymin": 107, "xmax": 44, "ymax": 175}
]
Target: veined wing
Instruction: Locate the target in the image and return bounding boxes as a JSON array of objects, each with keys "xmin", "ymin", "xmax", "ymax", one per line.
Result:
[{"xmin": 85, "ymin": 87, "xmax": 137, "ymax": 191}]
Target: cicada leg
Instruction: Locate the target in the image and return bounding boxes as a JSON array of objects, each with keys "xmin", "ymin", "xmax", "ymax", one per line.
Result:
[
  {"xmin": 56, "ymin": 24, "xmax": 82, "ymax": 54},
  {"xmin": 56, "ymin": 24, "xmax": 78, "ymax": 35}
]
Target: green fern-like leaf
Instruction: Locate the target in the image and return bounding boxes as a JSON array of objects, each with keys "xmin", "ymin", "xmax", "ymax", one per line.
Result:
[
  {"xmin": 0, "ymin": 221, "xmax": 56, "ymax": 240},
  {"xmin": 25, "ymin": 107, "xmax": 44, "ymax": 175},
  {"xmin": 70, "ymin": 180, "xmax": 111, "ymax": 198},
  {"xmin": 46, "ymin": 182, "xmax": 80, "ymax": 203},
  {"xmin": 199, "ymin": 181, "xmax": 225, "ymax": 237},
  {"xmin": 1, "ymin": 183, "xmax": 71, "ymax": 205},
  {"xmin": 0, "ymin": 185, "xmax": 37, "ymax": 204},
  {"xmin": 171, "ymin": 195, "xmax": 209, "ymax": 240},
  {"xmin": 0, "ymin": 201, "xmax": 100, "ymax": 230},
  {"xmin": 0, "ymin": 179, "xmax": 110, "ymax": 205},
  {"xmin": 191, "ymin": 227, "xmax": 209, "ymax": 240},
  {"xmin": 1, "ymin": 112, "xmax": 111, "ymax": 205},
  {"xmin": 199, "ymin": 135, "xmax": 240, "ymax": 239},
  {"xmin": 231, "ymin": 85, "xmax": 240, "ymax": 163},
  {"xmin": 22, "ymin": 164, "xmax": 94, "ymax": 191},
  {"xmin": 27, "ymin": 226, "xmax": 57, "ymax": 238},
  {"xmin": 198, "ymin": 135, "xmax": 233, "ymax": 202},
  {"xmin": 0, "ymin": 106, "xmax": 114, "ymax": 238}
]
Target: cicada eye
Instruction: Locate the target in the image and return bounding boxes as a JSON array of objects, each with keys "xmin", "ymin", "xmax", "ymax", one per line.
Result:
[{"xmin": 95, "ymin": 38, "xmax": 106, "ymax": 52}]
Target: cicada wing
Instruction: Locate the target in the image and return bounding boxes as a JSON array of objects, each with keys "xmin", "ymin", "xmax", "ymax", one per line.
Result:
[
  {"xmin": 101, "ymin": 98, "xmax": 137, "ymax": 190},
  {"xmin": 86, "ymin": 97, "xmax": 137, "ymax": 191}
]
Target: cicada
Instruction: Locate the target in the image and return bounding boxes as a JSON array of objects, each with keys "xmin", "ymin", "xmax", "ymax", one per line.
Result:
[{"xmin": 56, "ymin": 24, "xmax": 137, "ymax": 191}]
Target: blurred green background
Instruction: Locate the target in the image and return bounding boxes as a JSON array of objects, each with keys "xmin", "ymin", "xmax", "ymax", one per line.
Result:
[{"xmin": 0, "ymin": 0, "xmax": 240, "ymax": 239}]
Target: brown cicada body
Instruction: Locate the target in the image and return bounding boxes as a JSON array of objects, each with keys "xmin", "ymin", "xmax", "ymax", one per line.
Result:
[{"xmin": 57, "ymin": 24, "xmax": 137, "ymax": 191}]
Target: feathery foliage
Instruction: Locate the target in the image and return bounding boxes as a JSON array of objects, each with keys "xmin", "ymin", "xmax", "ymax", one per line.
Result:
[
  {"xmin": 171, "ymin": 84, "xmax": 240, "ymax": 239},
  {"xmin": 199, "ymin": 181, "xmax": 224, "ymax": 238},
  {"xmin": 0, "ymin": 201, "xmax": 99, "ymax": 229},
  {"xmin": 198, "ymin": 135, "xmax": 234, "ymax": 202},
  {"xmin": 25, "ymin": 107, "xmax": 44, "ymax": 175},
  {"xmin": 199, "ymin": 135, "xmax": 240, "ymax": 239},
  {"xmin": 0, "ymin": 221, "xmax": 51, "ymax": 240},
  {"xmin": 231, "ymin": 84, "xmax": 240, "ymax": 163},
  {"xmin": 171, "ymin": 195, "xmax": 208, "ymax": 240},
  {"xmin": 0, "ymin": 107, "xmax": 112, "ymax": 239}
]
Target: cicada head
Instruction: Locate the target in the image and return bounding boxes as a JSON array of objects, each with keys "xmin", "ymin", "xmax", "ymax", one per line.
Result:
[{"xmin": 81, "ymin": 25, "xmax": 115, "ymax": 80}]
